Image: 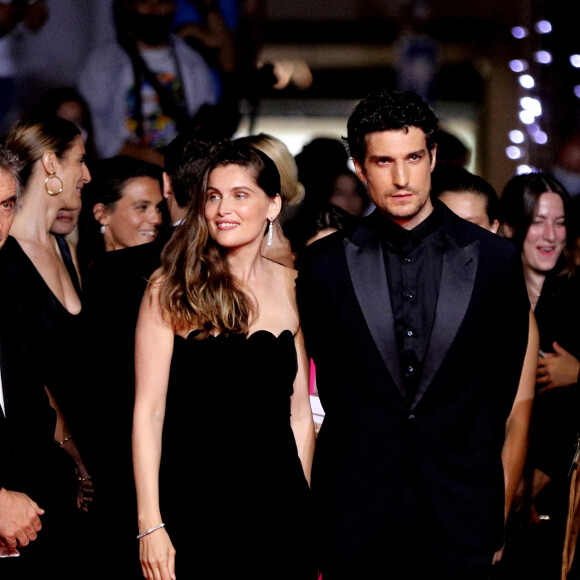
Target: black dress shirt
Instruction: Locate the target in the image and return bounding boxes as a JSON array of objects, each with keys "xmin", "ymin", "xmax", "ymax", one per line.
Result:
[{"xmin": 368, "ymin": 203, "xmax": 446, "ymax": 402}]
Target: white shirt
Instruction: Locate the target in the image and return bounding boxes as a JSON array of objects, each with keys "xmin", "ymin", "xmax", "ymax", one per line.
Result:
[{"xmin": 0, "ymin": 368, "xmax": 5, "ymax": 416}]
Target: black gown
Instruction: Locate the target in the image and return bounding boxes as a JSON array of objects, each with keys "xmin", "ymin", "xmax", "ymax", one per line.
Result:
[
  {"xmin": 0, "ymin": 235, "xmax": 84, "ymax": 579},
  {"xmin": 159, "ymin": 329, "xmax": 316, "ymax": 579}
]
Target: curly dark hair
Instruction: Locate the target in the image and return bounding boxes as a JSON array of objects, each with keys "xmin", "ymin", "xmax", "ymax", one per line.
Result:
[{"xmin": 346, "ymin": 89, "xmax": 439, "ymax": 165}]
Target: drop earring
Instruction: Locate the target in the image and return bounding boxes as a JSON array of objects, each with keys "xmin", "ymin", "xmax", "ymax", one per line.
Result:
[
  {"xmin": 100, "ymin": 224, "xmax": 107, "ymax": 235},
  {"xmin": 267, "ymin": 218, "xmax": 274, "ymax": 247}
]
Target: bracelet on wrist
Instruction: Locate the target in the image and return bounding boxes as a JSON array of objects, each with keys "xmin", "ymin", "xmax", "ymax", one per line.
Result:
[
  {"xmin": 58, "ymin": 433, "xmax": 73, "ymax": 446},
  {"xmin": 137, "ymin": 523, "xmax": 165, "ymax": 539}
]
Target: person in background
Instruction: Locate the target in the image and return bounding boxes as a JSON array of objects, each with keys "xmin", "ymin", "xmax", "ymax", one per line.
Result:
[
  {"xmin": 77, "ymin": 155, "xmax": 164, "ymax": 275},
  {"xmin": 237, "ymin": 132, "xmax": 304, "ymax": 267},
  {"xmin": 79, "ymin": 0, "xmax": 218, "ymax": 165},
  {"xmin": 28, "ymin": 87, "xmax": 98, "ymax": 165},
  {"xmin": 133, "ymin": 141, "xmax": 316, "ymax": 579},
  {"xmin": 497, "ymin": 171, "xmax": 580, "ymax": 579},
  {"xmin": 0, "ymin": 1, "xmax": 48, "ymax": 134},
  {"xmin": 431, "ymin": 163, "xmax": 499, "ymax": 233}
]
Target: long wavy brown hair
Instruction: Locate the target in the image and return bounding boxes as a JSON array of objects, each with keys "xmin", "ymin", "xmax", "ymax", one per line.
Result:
[{"xmin": 151, "ymin": 141, "xmax": 281, "ymax": 337}]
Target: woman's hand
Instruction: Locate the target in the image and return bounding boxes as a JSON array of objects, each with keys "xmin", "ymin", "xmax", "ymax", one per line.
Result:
[
  {"xmin": 75, "ymin": 468, "xmax": 94, "ymax": 512},
  {"xmin": 537, "ymin": 341, "xmax": 580, "ymax": 393},
  {"xmin": 139, "ymin": 528, "xmax": 176, "ymax": 580}
]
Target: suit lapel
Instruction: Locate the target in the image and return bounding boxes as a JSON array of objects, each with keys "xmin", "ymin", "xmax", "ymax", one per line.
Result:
[
  {"xmin": 344, "ymin": 233, "xmax": 406, "ymax": 399},
  {"xmin": 411, "ymin": 233, "xmax": 480, "ymax": 410}
]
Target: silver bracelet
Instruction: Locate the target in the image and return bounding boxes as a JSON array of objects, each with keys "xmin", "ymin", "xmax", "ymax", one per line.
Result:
[{"xmin": 137, "ymin": 523, "xmax": 165, "ymax": 539}]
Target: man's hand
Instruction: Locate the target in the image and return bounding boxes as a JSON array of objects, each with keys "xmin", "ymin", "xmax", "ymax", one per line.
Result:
[
  {"xmin": 537, "ymin": 341, "xmax": 580, "ymax": 393},
  {"xmin": 0, "ymin": 488, "xmax": 44, "ymax": 552}
]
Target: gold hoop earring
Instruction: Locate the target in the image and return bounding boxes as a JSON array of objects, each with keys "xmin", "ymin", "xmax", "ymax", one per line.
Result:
[{"xmin": 45, "ymin": 171, "xmax": 64, "ymax": 196}]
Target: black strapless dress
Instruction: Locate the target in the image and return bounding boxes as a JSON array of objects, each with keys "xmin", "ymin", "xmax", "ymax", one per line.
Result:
[{"xmin": 160, "ymin": 330, "xmax": 316, "ymax": 579}]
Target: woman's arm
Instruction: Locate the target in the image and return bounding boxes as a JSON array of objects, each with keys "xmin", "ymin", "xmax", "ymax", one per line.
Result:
[
  {"xmin": 290, "ymin": 327, "xmax": 316, "ymax": 485},
  {"xmin": 132, "ymin": 284, "xmax": 176, "ymax": 580},
  {"xmin": 45, "ymin": 387, "xmax": 94, "ymax": 512}
]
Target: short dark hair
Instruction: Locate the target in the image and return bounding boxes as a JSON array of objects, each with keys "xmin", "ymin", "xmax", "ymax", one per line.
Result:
[
  {"xmin": 499, "ymin": 171, "xmax": 575, "ymax": 276},
  {"xmin": 431, "ymin": 164, "xmax": 499, "ymax": 222},
  {"xmin": 346, "ymin": 89, "xmax": 439, "ymax": 165},
  {"xmin": 164, "ymin": 132, "xmax": 230, "ymax": 208}
]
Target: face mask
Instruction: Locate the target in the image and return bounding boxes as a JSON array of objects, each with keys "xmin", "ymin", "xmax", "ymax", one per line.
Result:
[{"xmin": 131, "ymin": 13, "xmax": 174, "ymax": 46}]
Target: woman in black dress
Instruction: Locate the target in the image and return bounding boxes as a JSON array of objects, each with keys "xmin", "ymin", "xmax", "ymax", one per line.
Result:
[
  {"xmin": 0, "ymin": 114, "xmax": 94, "ymax": 575},
  {"xmin": 133, "ymin": 141, "xmax": 316, "ymax": 580},
  {"xmin": 498, "ymin": 171, "xmax": 580, "ymax": 578}
]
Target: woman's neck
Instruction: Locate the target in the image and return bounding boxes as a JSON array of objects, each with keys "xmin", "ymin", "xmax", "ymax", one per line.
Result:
[
  {"xmin": 524, "ymin": 265, "xmax": 546, "ymax": 311},
  {"xmin": 226, "ymin": 243, "xmax": 264, "ymax": 285}
]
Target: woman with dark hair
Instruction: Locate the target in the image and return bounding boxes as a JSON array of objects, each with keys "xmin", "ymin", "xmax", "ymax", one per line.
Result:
[
  {"xmin": 132, "ymin": 141, "xmax": 316, "ymax": 580},
  {"xmin": 498, "ymin": 171, "xmax": 580, "ymax": 578},
  {"xmin": 77, "ymin": 155, "xmax": 164, "ymax": 274}
]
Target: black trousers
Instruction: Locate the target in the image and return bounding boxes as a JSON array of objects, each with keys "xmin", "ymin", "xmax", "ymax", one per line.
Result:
[{"xmin": 320, "ymin": 516, "xmax": 493, "ymax": 580}]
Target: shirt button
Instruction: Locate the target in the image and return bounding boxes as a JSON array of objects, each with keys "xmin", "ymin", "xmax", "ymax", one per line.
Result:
[
  {"xmin": 407, "ymin": 365, "xmax": 414, "ymax": 373},
  {"xmin": 404, "ymin": 257, "xmax": 412, "ymax": 263},
  {"xmin": 406, "ymin": 330, "xmax": 413, "ymax": 337},
  {"xmin": 404, "ymin": 291, "xmax": 414, "ymax": 300},
  {"xmin": 408, "ymin": 414, "xmax": 416, "ymax": 420}
]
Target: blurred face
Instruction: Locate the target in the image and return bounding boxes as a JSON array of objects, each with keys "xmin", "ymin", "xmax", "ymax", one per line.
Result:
[
  {"xmin": 0, "ymin": 169, "xmax": 17, "ymax": 249},
  {"xmin": 101, "ymin": 176, "xmax": 163, "ymax": 251},
  {"xmin": 205, "ymin": 164, "xmax": 281, "ymax": 252},
  {"xmin": 438, "ymin": 191, "xmax": 499, "ymax": 233},
  {"xmin": 56, "ymin": 101, "xmax": 88, "ymax": 143},
  {"xmin": 522, "ymin": 192, "xmax": 566, "ymax": 274},
  {"xmin": 328, "ymin": 173, "xmax": 365, "ymax": 216},
  {"xmin": 354, "ymin": 127, "xmax": 436, "ymax": 229},
  {"xmin": 53, "ymin": 135, "xmax": 91, "ymax": 211}
]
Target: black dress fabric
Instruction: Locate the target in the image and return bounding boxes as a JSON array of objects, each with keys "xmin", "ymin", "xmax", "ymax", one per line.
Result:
[
  {"xmin": 0, "ymin": 235, "xmax": 84, "ymax": 579},
  {"xmin": 0, "ymin": 235, "xmax": 85, "ymax": 430},
  {"xmin": 159, "ymin": 329, "xmax": 316, "ymax": 579}
]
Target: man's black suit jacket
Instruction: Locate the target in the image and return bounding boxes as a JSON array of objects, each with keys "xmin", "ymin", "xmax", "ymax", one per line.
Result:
[{"xmin": 297, "ymin": 205, "xmax": 529, "ymax": 569}]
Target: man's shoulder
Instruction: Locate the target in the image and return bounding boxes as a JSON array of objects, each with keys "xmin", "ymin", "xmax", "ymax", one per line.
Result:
[{"xmin": 442, "ymin": 204, "xmax": 518, "ymax": 259}]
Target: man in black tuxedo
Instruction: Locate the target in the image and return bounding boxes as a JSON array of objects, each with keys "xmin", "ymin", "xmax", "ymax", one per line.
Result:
[
  {"xmin": 297, "ymin": 89, "xmax": 537, "ymax": 579},
  {"xmin": 0, "ymin": 142, "xmax": 42, "ymax": 562}
]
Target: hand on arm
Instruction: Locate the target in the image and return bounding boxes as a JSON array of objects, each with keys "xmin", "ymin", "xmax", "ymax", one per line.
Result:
[
  {"xmin": 536, "ymin": 341, "xmax": 580, "ymax": 393},
  {"xmin": 133, "ymin": 282, "xmax": 176, "ymax": 580},
  {"xmin": 45, "ymin": 387, "xmax": 94, "ymax": 512},
  {"xmin": 0, "ymin": 488, "xmax": 44, "ymax": 555}
]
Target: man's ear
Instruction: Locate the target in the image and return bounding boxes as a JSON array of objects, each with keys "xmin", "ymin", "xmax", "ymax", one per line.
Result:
[
  {"xmin": 162, "ymin": 172, "xmax": 173, "ymax": 200},
  {"xmin": 353, "ymin": 159, "xmax": 367, "ymax": 184},
  {"xmin": 429, "ymin": 144, "xmax": 437, "ymax": 172},
  {"xmin": 93, "ymin": 203, "xmax": 108, "ymax": 225}
]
